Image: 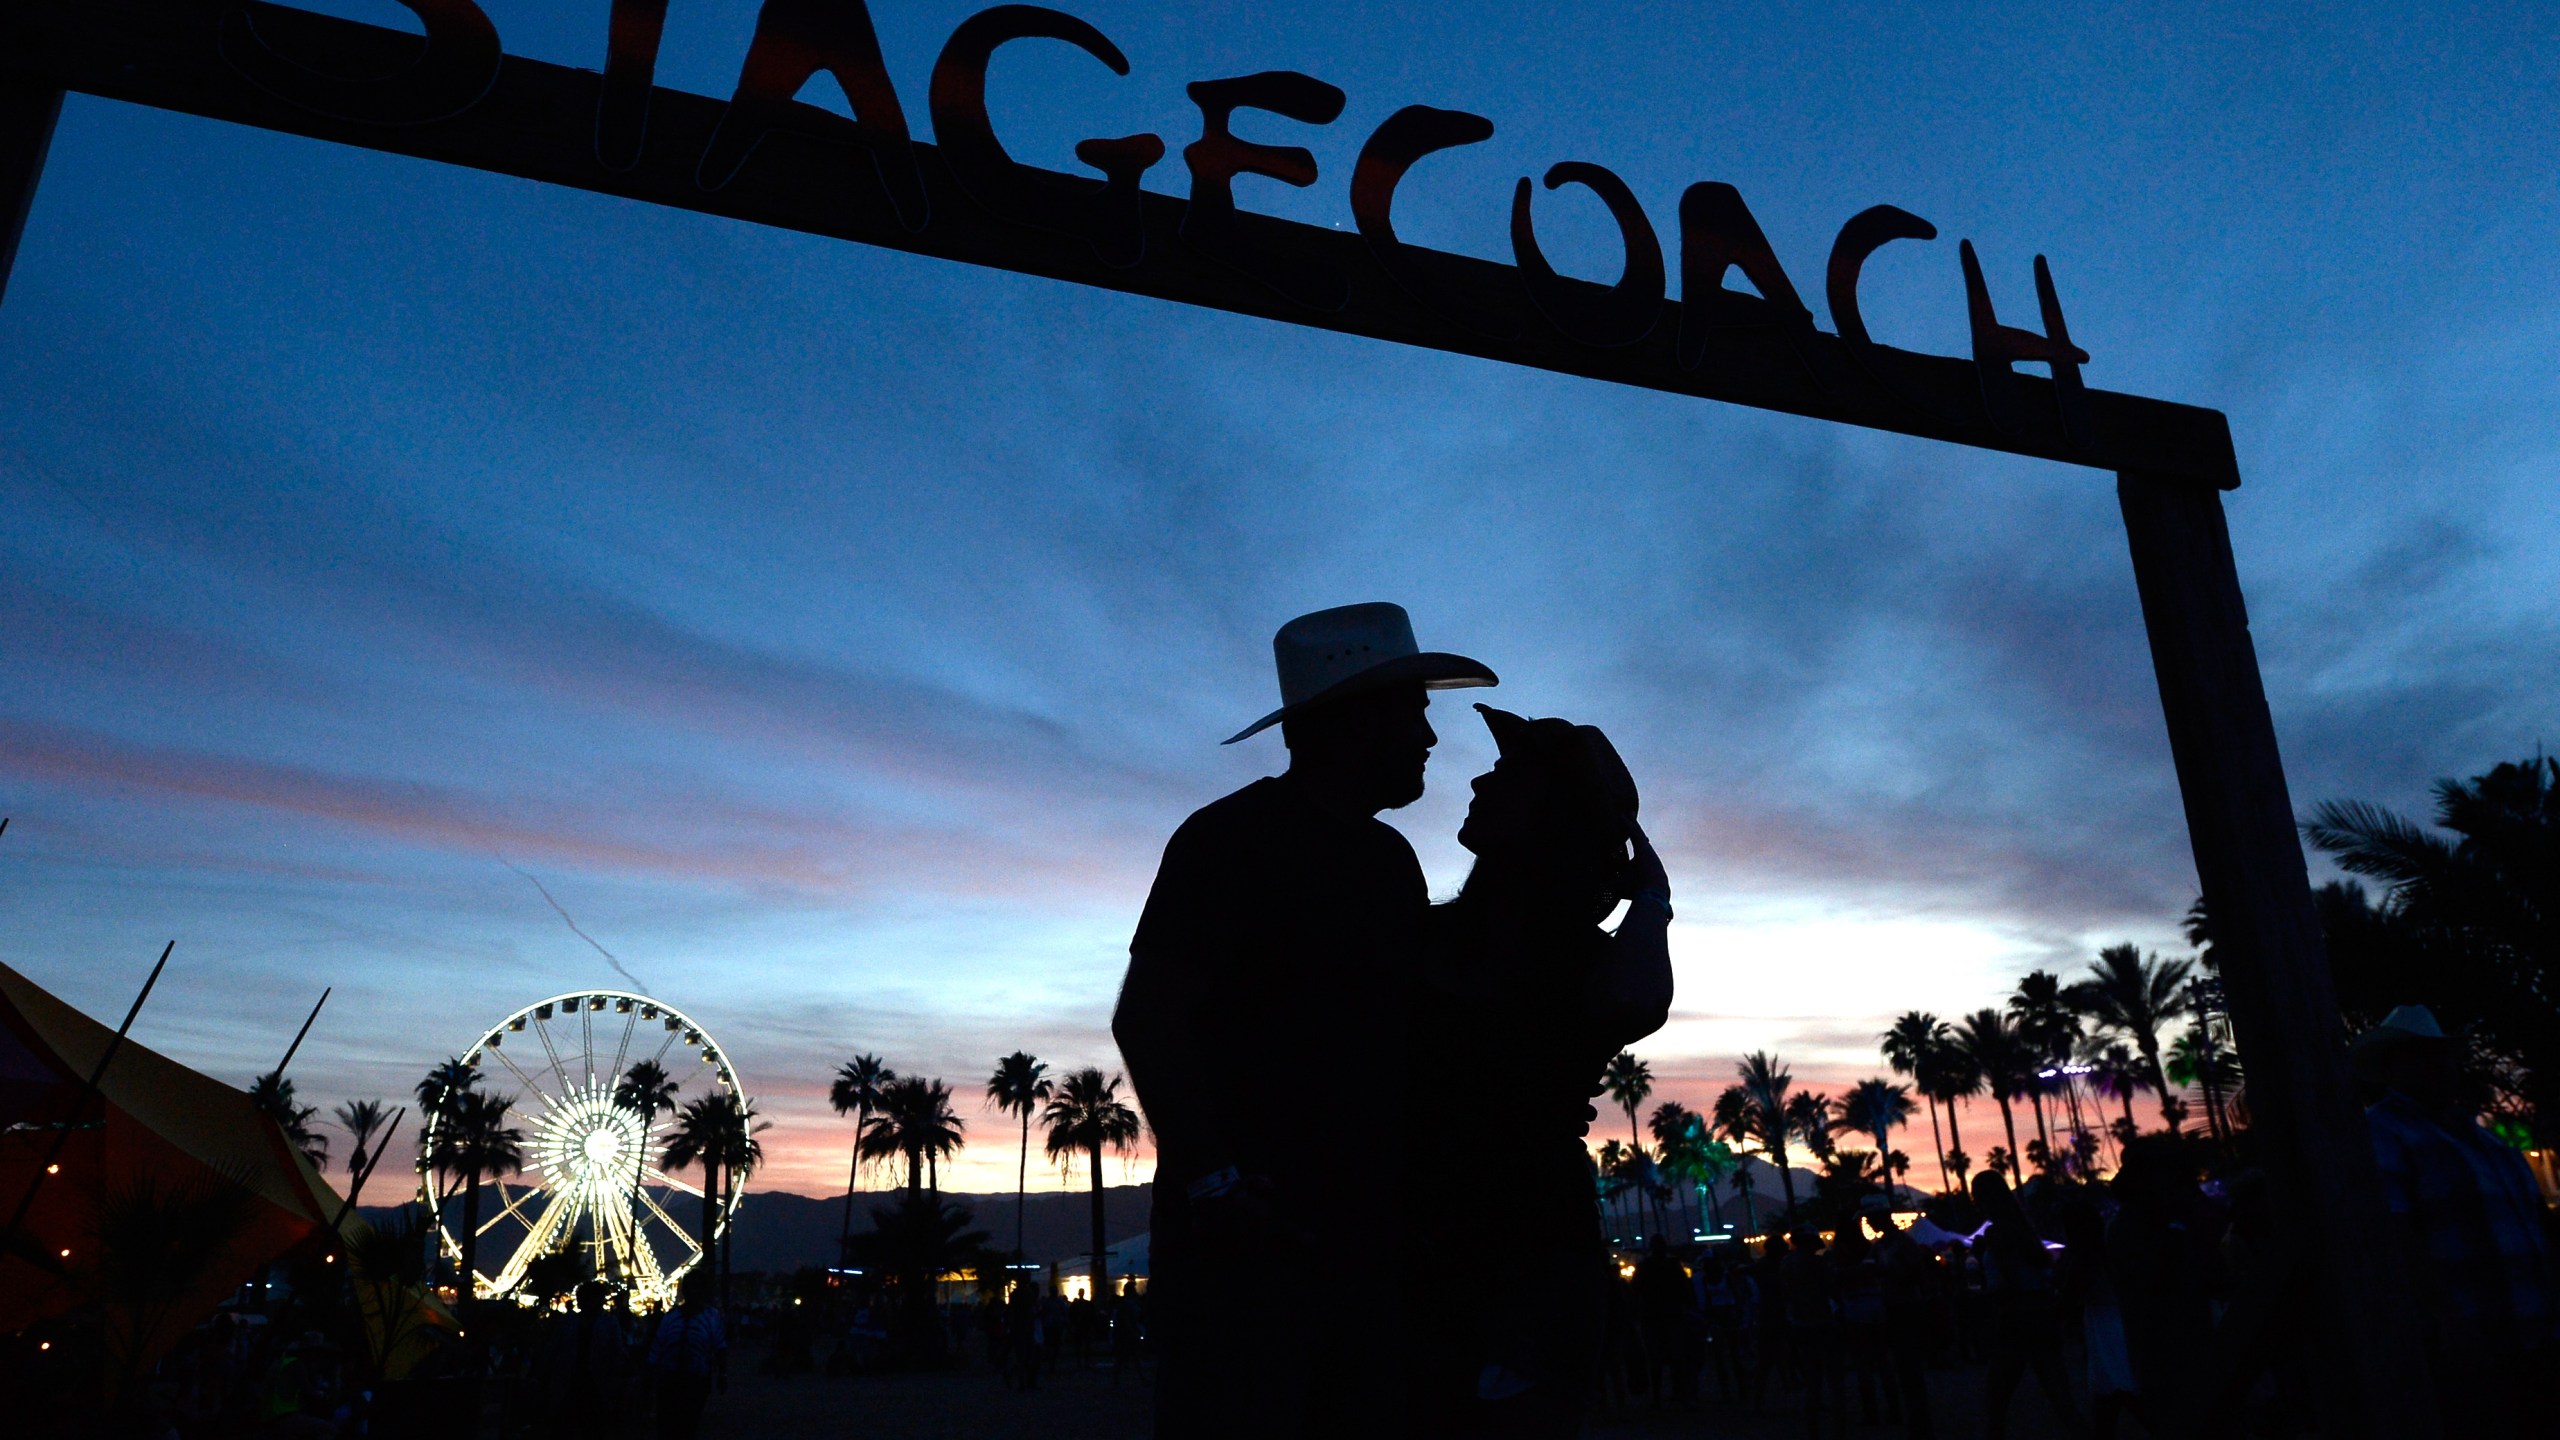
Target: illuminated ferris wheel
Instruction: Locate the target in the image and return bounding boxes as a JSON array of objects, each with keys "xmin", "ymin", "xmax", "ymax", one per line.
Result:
[{"xmin": 423, "ymin": 990, "xmax": 744, "ymax": 1310}]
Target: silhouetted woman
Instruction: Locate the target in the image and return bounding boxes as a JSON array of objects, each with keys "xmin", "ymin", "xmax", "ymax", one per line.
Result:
[
  {"xmin": 1972, "ymin": 1172, "xmax": 2084, "ymax": 1440},
  {"xmin": 1416, "ymin": 704, "xmax": 1674, "ymax": 1437}
]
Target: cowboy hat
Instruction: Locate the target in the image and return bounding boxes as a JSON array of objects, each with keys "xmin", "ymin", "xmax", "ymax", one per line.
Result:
[{"xmin": 1223, "ymin": 602, "xmax": 1495, "ymax": 744}]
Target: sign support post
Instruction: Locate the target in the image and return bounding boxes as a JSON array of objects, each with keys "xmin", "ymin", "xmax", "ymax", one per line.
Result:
[
  {"xmin": 0, "ymin": 79, "xmax": 61, "ymax": 306},
  {"xmin": 2117, "ymin": 470, "xmax": 2438, "ymax": 1435}
]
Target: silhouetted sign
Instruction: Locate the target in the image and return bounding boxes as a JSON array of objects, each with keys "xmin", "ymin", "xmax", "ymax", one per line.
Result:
[{"xmin": 2, "ymin": 0, "xmax": 2235, "ymax": 486}]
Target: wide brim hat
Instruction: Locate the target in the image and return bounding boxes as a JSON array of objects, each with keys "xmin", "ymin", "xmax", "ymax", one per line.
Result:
[
  {"xmin": 1224, "ymin": 602, "xmax": 1495, "ymax": 744},
  {"xmin": 1474, "ymin": 703, "xmax": 1639, "ymax": 823},
  {"xmin": 2352, "ymin": 1003, "xmax": 2450, "ymax": 1056}
]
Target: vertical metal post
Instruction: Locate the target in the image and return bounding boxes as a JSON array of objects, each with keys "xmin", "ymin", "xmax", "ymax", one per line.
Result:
[
  {"xmin": 0, "ymin": 80, "xmax": 63, "ymax": 308},
  {"xmin": 2116, "ymin": 470, "xmax": 2437, "ymax": 1437}
]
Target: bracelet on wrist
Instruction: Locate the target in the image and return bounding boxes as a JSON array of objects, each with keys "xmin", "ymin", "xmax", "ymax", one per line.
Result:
[{"xmin": 1185, "ymin": 1165, "xmax": 1243, "ymax": 1201}]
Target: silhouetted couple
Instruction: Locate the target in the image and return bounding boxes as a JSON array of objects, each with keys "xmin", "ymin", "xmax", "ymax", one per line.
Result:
[{"xmin": 1115, "ymin": 603, "xmax": 1675, "ymax": 1438}]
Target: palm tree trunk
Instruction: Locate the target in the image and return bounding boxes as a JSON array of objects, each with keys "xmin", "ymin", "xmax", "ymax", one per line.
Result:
[
  {"xmin": 634, "ymin": 1103, "xmax": 664, "ymax": 1284},
  {"xmin": 1871, "ymin": 1128, "xmax": 1894, "ymax": 1198},
  {"xmin": 1996, "ymin": 1095, "xmax": 2022, "ymax": 1176},
  {"xmin": 907, "ymin": 1146, "xmax": 921, "ymax": 1195},
  {"xmin": 1924, "ymin": 1097, "xmax": 1948, "ymax": 1194},
  {"xmin": 2030, "ymin": 1089, "xmax": 2053, "ymax": 1161},
  {"xmin": 1016, "ymin": 1110, "xmax": 1031, "ymax": 1260},
  {"xmin": 840, "ymin": 1103, "xmax": 865, "ymax": 1249},
  {"xmin": 460, "ymin": 1171, "xmax": 482, "ymax": 1296},
  {"xmin": 1087, "ymin": 1142, "xmax": 1109, "ymax": 1299},
  {"xmin": 699, "ymin": 1161, "xmax": 720, "ymax": 1286},
  {"xmin": 2146, "ymin": 1047, "xmax": 2178, "ymax": 1126},
  {"xmin": 1772, "ymin": 1137, "xmax": 1797, "ymax": 1220}
]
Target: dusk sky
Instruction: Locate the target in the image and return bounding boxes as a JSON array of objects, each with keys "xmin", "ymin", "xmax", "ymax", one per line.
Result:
[{"xmin": 3, "ymin": 0, "xmax": 2554, "ymax": 1197}]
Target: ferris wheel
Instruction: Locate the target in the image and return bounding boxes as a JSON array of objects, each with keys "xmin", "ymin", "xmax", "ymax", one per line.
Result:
[{"xmin": 422, "ymin": 990, "xmax": 744, "ymax": 1310}]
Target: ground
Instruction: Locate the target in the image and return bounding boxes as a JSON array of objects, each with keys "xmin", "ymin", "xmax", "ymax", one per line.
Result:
[{"xmin": 692, "ymin": 1340, "xmax": 2093, "ymax": 1439}]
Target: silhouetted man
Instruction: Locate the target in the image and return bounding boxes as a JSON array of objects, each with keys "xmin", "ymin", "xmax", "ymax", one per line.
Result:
[{"xmin": 1115, "ymin": 603, "xmax": 1494, "ymax": 1440}]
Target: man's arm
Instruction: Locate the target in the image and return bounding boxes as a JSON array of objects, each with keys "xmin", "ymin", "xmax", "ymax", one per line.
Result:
[{"xmin": 1111, "ymin": 824, "xmax": 1238, "ymax": 1181}]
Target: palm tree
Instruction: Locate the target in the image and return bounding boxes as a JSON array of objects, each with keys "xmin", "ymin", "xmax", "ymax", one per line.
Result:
[
  {"xmin": 2305, "ymin": 759, "xmax": 2558, "ymax": 1117},
  {"xmin": 1650, "ymin": 1102, "xmax": 1699, "ymax": 1234},
  {"xmin": 1837, "ymin": 1079, "xmax": 1916, "ymax": 1198},
  {"xmin": 248, "ymin": 1071, "xmax": 329, "ymax": 1170},
  {"xmin": 861, "ymin": 1076, "xmax": 967, "ymax": 1195},
  {"xmin": 662, "ymin": 1094, "xmax": 733, "ymax": 1279},
  {"xmin": 2073, "ymin": 944, "xmax": 2194, "ymax": 1125},
  {"xmin": 858, "ymin": 1076, "xmax": 921, "ymax": 1193},
  {"xmin": 1596, "ymin": 1140, "xmax": 1634, "ymax": 1240},
  {"xmin": 829, "ymin": 1055, "xmax": 895, "ymax": 1252},
  {"xmin": 436, "ymin": 1090, "xmax": 524, "ymax": 1296},
  {"xmin": 1601, "ymin": 1051, "xmax": 1653, "ymax": 1155},
  {"xmin": 710, "ymin": 1093, "xmax": 766, "ymax": 1305},
  {"xmin": 986, "ymin": 1052, "xmax": 1053, "ymax": 1261},
  {"xmin": 611, "ymin": 1059, "xmax": 679, "ymax": 1282},
  {"xmin": 843, "ymin": 1191, "xmax": 991, "ymax": 1355},
  {"xmin": 919, "ymin": 1080, "xmax": 964, "ymax": 1192},
  {"xmin": 410, "ymin": 1057, "xmax": 484, "ymax": 1286},
  {"xmin": 2166, "ymin": 1027, "xmax": 2243, "ymax": 1140},
  {"xmin": 1918, "ymin": 1036, "xmax": 1982, "ymax": 1195},
  {"xmin": 1709, "ymin": 1085, "xmax": 1764, "ymax": 1235},
  {"xmin": 1879, "ymin": 1012, "xmax": 1951, "ymax": 1191},
  {"xmin": 333, "ymin": 1099, "xmax": 387, "ymax": 1177},
  {"xmin": 1691, "ymin": 1139, "xmax": 1740, "ymax": 1232},
  {"xmin": 1733, "ymin": 1052, "xmax": 1800, "ymax": 1220},
  {"xmin": 2082, "ymin": 1039, "xmax": 2148, "ymax": 1134},
  {"xmin": 1954, "ymin": 1009, "xmax": 2033, "ymax": 1173},
  {"xmin": 1042, "ymin": 1068, "xmax": 1141, "ymax": 1299},
  {"xmin": 414, "ymin": 1057, "xmax": 479, "ymax": 1131},
  {"xmin": 1785, "ymin": 1090, "xmax": 1836, "ymax": 1166},
  {"xmin": 2008, "ymin": 970, "xmax": 2082, "ymax": 1158}
]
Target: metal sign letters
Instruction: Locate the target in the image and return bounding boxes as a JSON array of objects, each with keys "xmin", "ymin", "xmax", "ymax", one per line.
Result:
[{"xmin": 4, "ymin": 0, "xmax": 2235, "ymax": 485}]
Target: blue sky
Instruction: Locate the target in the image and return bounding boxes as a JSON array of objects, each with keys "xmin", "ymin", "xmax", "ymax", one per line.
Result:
[{"xmin": 3, "ymin": 0, "xmax": 2554, "ymax": 1193}]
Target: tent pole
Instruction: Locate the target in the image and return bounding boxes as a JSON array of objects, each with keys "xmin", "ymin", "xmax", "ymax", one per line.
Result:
[
  {"xmin": 0, "ymin": 940, "xmax": 175, "ymax": 1252},
  {"xmin": 274, "ymin": 986, "xmax": 333, "ymax": 1076}
]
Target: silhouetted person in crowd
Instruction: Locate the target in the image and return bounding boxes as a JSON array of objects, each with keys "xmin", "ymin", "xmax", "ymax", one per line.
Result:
[
  {"xmin": 1779, "ymin": 1228, "xmax": 1842, "ymax": 1434},
  {"xmin": 648, "ymin": 1273, "xmax": 725, "ymax": 1440},
  {"xmin": 1006, "ymin": 1285, "xmax": 1042, "ymax": 1390},
  {"xmin": 2356, "ymin": 1004, "xmax": 2558, "ymax": 1434},
  {"xmin": 1110, "ymin": 1281, "xmax": 1146, "ymax": 1381},
  {"xmin": 1414, "ymin": 703, "xmax": 1674, "ymax": 1435},
  {"xmin": 1863, "ymin": 1196, "xmax": 1937, "ymax": 1440},
  {"xmin": 1116, "ymin": 603, "xmax": 1495, "ymax": 1440},
  {"xmin": 1830, "ymin": 1223, "xmax": 1896, "ymax": 1430},
  {"xmin": 1972, "ymin": 1172, "xmax": 2081, "ymax": 1440},
  {"xmin": 2101, "ymin": 1138, "xmax": 2209, "ymax": 1431},
  {"xmin": 546, "ymin": 1282, "xmax": 632, "ymax": 1438},
  {"xmin": 2059, "ymin": 1189, "xmax": 2137, "ymax": 1438}
]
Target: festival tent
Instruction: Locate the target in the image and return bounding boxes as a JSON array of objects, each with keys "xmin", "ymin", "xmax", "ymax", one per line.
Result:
[
  {"xmin": 0, "ymin": 958, "xmax": 368, "ymax": 1364},
  {"xmin": 1054, "ymin": 1232, "xmax": 1148, "ymax": 1299}
]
